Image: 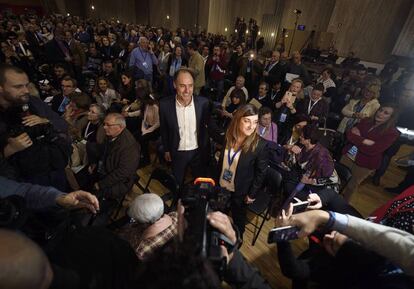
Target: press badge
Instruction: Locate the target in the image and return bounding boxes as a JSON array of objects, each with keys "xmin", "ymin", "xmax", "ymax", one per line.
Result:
[
  {"xmin": 347, "ymin": 145, "xmax": 358, "ymax": 161},
  {"xmin": 142, "ymin": 62, "xmax": 148, "ymax": 68},
  {"xmin": 280, "ymin": 113, "xmax": 287, "ymax": 123},
  {"xmin": 222, "ymin": 169, "xmax": 233, "ymax": 182}
]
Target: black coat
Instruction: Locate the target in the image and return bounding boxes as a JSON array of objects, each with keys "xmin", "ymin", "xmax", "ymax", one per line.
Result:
[
  {"xmin": 97, "ymin": 129, "xmax": 140, "ymax": 199},
  {"xmin": 159, "ymin": 95, "xmax": 210, "ymax": 162},
  {"xmin": 265, "ymin": 61, "xmax": 286, "ymax": 85},
  {"xmin": 217, "ymin": 138, "xmax": 268, "ymax": 199}
]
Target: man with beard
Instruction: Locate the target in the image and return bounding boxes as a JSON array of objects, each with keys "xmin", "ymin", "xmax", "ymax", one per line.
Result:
[{"xmin": 0, "ymin": 64, "xmax": 70, "ymax": 191}]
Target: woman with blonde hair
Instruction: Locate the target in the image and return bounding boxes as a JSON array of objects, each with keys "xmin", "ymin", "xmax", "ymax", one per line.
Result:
[
  {"xmin": 218, "ymin": 104, "xmax": 268, "ymax": 238},
  {"xmin": 337, "ymin": 84, "xmax": 381, "ymax": 134}
]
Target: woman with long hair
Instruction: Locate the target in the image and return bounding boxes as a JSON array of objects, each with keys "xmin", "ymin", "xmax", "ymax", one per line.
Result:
[
  {"xmin": 119, "ymin": 70, "xmax": 136, "ymax": 104},
  {"xmin": 167, "ymin": 45, "xmax": 188, "ymax": 95},
  {"xmin": 218, "ymin": 104, "xmax": 268, "ymax": 238},
  {"xmin": 341, "ymin": 103, "xmax": 400, "ymax": 202}
]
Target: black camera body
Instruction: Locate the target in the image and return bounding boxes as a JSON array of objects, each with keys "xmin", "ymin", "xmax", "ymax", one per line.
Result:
[{"xmin": 181, "ymin": 178, "xmax": 233, "ymax": 279}]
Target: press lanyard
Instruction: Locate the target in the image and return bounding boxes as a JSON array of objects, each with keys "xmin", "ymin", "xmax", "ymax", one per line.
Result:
[
  {"xmin": 84, "ymin": 122, "xmax": 95, "ymax": 139},
  {"xmin": 139, "ymin": 48, "xmax": 147, "ymax": 62},
  {"xmin": 308, "ymin": 98, "xmax": 320, "ymax": 114},
  {"xmin": 260, "ymin": 124, "xmax": 274, "ymax": 141},
  {"xmin": 227, "ymin": 147, "xmax": 241, "ymax": 168}
]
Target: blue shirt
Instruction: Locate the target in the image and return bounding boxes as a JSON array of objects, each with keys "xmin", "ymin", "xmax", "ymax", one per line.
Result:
[{"xmin": 129, "ymin": 47, "xmax": 159, "ymax": 79}]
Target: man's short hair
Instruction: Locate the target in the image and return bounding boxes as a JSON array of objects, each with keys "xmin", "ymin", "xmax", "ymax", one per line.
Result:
[
  {"xmin": 106, "ymin": 113, "xmax": 126, "ymax": 127},
  {"xmin": 186, "ymin": 42, "xmax": 196, "ymax": 50},
  {"xmin": 0, "ymin": 64, "xmax": 25, "ymax": 86},
  {"xmin": 259, "ymin": 106, "xmax": 272, "ymax": 118},
  {"xmin": 61, "ymin": 76, "xmax": 77, "ymax": 87},
  {"xmin": 313, "ymin": 83, "xmax": 325, "ymax": 93},
  {"xmin": 71, "ymin": 92, "xmax": 91, "ymax": 111},
  {"xmin": 173, "ymin": 67, "xmax": 195, "ymax": 82},
  {"xmin": 128, "ymin": 193, "xmax": 164, "ymax": 224}
]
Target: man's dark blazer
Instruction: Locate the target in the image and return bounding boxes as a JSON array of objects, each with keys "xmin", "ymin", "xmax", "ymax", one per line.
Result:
[
  {"xmin": 217, "ymin": 138, "xmax": 268, "ymax": 199},
  {"xmin": 44, "ymin": 38, "xmax": 69, "ymax": 64},
  {"xmin": 159, "ymin": 95, "xmax": 210, "ymax": 162},
  {"xmin": 297, "ymin": 97, "xmax": 329, "ymax": 121},
  {"xmin": 97, "ymin": 129, "xmax": 140, "ymax": 199},
  {"xmin": 265, "ymin": 61, "xmax": 286, "ymax": 85}
]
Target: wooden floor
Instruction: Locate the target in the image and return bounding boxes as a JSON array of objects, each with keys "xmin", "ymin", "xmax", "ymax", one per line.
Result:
[{"xmin": 125, "ymin": 144, "xmax": 414, "ymax": 289}]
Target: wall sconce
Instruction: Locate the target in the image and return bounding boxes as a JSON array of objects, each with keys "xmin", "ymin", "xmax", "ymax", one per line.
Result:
[
  {"xmin": 166, "ymin": 15, "xmax": 170, "ymax": 20},
  {"xmin": 235, "ymin": 29, "xmax": 238, "ymax": 33},
  {"xmin": 246, "ymin": 29, "xmax": 249, "ymax": 34},
  {"xmin": 225, "ymin": 27, "xmax": 228, "ymax": 32},
  {"xmin": 271, "ymin": 32, "xmax": 275, "ymax": 37},
  {"xmin": 67, "ymin": 13, "xmax": 70, "ymax": 16},
  {"xmin": 258, "ymin": 31, "xmax": 261, "ymax": 35},
  {"xmin": 91, "ymin": 5, "xmax": 95, "ymax": 10}
]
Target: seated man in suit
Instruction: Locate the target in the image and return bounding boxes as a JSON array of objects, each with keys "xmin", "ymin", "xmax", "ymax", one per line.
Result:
[
  {"xmin": 89, "ymin": 113, "xmax": 140, "ymax": 200},
  {"xmin": 49, "ymin": 76, "xmax": 80, "ymax": 115},
  {"xmin": 297, "ymin": 83, "xmax": 329, "ymax": 125},
  {"xmin": 159, "ymin": 68, "xmax": 211, "ymax": 185},
  {"xmin": 263, "ymin": 51, "xmax": 285, "ymax": 86}
]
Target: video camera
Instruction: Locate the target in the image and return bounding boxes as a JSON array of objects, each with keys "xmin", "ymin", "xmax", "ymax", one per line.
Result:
[{"xmin": 180, "ymin": 177, "xmax": 235, "ymax": 279}]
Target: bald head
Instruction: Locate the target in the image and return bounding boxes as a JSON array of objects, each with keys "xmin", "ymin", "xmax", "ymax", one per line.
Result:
[{"xmin": 0, "ymin": 229, "xmax": 52, "ymax": 289}]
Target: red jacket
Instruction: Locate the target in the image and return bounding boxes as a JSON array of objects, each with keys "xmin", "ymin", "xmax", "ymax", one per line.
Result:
[
  {"xmin": 206, "ymin": 55, "xmax": 226, "ymax": 81},
  {"xmin": 342, "ymin": 118, "xmax": 399, "ymax": 170}
]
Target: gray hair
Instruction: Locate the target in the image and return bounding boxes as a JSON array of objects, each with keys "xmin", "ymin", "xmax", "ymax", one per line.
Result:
[
  {"xmin": 127, "ymin": 193, "xmax": 164, "ymax": 224},
  {"xmin": 106, "ymin": 113, "xmax": 126, "ymax": 127},
  {"xmin": 138, "ymin": 36, "xmax": 148, "ymax": 44}
]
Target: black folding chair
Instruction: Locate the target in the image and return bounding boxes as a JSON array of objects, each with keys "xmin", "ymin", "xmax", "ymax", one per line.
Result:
[
  {"xmin": 143, "ymin": 167, "xmax": 180, "ymax": 210},
  {"xmin": 334, "ymin": 161, "xmax": 352, "ymax": 194},
  {"xmin": 246, "ymin": 168, "xmax": 283, "ymax": 246}
]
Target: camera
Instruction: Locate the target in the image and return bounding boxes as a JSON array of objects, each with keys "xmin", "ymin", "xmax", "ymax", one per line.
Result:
[{"xmin": 180, "ymin": 177, "xmax": 234, "ymax": 279}]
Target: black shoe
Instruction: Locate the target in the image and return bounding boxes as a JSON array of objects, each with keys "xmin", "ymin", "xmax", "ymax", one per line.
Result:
[{"xmin": 385, "ymin": 187, "xmax": 401, "ymax": 194}]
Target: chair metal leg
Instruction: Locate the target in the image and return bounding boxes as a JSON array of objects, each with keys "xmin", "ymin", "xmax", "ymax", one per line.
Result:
[{"xmin": 251, "ymin": 209, "xmax": 270, "ymax": 246}]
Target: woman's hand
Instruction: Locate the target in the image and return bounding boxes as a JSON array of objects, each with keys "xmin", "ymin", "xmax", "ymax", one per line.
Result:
[
  {"xmin": 351, "ymin": 127, "xmax": 361, "ymax": 136},
  {"xmin": 362, "ymin": 139, "xmax": 375, "ymax": 146},
  {"xmin": 290, "ymin": 145, "xmax": 302, "ymax": 155},
  {"xmin": 307, "ymin": 193, "xmax": 322, "ymax": 209},
  {"xmin": 301, "ymin": 174, "xmax": 316, "ymax": 185}
]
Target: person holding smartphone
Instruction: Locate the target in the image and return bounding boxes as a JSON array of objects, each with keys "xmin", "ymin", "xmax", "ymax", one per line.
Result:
[
  {"xmin": 217, "ymin": 104, "xmax": 268, "ymax": 239},
  {"xmin": 275, "ymin": 78, "xmax": 304, "ymax": 144}
]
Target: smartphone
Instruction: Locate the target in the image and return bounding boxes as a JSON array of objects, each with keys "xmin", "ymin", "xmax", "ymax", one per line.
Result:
[
  {"xmin": 267, "ymin": 226, "xmax": 300, "ymax": 243},
  {"xmin": 292, "ymin": 200, "xmax": 309, "ymax": 214}
]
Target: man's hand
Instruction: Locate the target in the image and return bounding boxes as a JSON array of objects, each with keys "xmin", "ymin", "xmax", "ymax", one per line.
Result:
[
  {"xmin": 22, "ymin": 115, "xmax": 49, "ymax": 127},
  {"xmin": 310, "ymin": 115, "xmax": 319, "ymax": 121},
  {"xmin": 164, "ymin": 151, "xmax": 172, "ymax": 162},
  {"xmin": 351, "ymin": 126, "xmax": 360, "ymax": 136},
  {"xmin": 5, "ymin": 133, "xmax": 33, "ymax": 157},
  {"xmin": 362, "ymin": 139, "xmax": 375, "ymax": 146},
  {"xmin": 244, "ymin": 195, "xmax": 255, "ymax": 204},
  {"xmin": 55, "ymin": 190, "xmax": 100, "ymax": 213},
  {"xmin": 263, "ymin": 71, "xmax": 269, "ymax": 76},
  {"xmin": 290, "ymin": 210, "xmax": 330, "ymax": 238},
  {"xmin": 276, "ymin": 203, "xmax": 293, "ymax": 227},
  {"xmin": 323, "ymin": 231, "xmax": 348, "ymax": 256},
  {"xmin": 207, "ymin": 211, "xmax": 237, "ymax": 263}
]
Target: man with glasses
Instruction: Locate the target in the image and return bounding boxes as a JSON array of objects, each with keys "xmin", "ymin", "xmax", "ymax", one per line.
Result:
[{"xmin": 88, "ymin": 113, "xmax": 140, "ymax": 201}]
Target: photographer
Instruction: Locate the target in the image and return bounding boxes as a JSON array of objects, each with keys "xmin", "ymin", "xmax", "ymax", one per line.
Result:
[
  {"xmin": 136, "ymin": 210, "xmax": 271, "ymax": 289},
  {"xmin": 0, "ymin": 64, "xmax": 70, "ymax": 191}
]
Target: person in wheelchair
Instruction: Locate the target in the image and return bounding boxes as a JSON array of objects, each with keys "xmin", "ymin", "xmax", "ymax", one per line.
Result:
[
  {"xmin": 282, "ymin": 125, "xmax": 339, "ymax": 199},
  {"xmin": 117, "ymin": 193, "xmax": 178, "ymax": 260}
]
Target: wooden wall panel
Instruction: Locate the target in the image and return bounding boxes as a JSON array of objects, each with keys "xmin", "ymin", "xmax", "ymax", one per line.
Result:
[
  {"xmin": 327, "ymin": 0, "xmax": 412, "ymax": 62},
  {"xmin": 393, "ymin": 4, "xmax": 414, "ymax": 58},
  {"xmin": 280, "ymin": 0, "xmax": 336, "ymax": 32}
]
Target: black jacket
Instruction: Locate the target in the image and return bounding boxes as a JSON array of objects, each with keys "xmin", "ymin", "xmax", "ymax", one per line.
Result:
[
  {"xmin": 217, "ymin": 138, "xmax": 268, "ymax": 199},
  {"xmin": 96, "ymin": 129, "xmax": 140, "ymax": 199},
  {"xmin": 159, "ymin": 95, "xmax": 210, "ymax": 162}
]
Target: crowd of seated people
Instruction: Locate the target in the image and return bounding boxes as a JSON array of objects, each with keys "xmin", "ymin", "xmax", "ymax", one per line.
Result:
[{"xmin": 0, "ymin": 10, "xmax": 413, "ymax": 289}]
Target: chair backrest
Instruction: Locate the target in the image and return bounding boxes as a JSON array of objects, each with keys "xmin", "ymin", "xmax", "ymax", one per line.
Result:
[
  {"xmin": 334, "ymin": 162, "xmax": 352, "ymax": 192},
  {"xmin": 267, "ymin": 167, "xmax": 283, "ymax": 196},
  {"xmin": 148, "ymin": 167, "xmax": 179, "ymax": 195}
]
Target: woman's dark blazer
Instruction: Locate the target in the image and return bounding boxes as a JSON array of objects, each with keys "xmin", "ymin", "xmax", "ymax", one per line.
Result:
[{"xmin": 217, "ymin": 137, "xmax": 269, "ymax": 199}]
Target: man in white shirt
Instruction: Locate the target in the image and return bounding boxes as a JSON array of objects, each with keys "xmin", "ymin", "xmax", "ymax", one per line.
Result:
[{"xmin": 159, "ymin": 68, "xmax": 211, "ymax": 185}]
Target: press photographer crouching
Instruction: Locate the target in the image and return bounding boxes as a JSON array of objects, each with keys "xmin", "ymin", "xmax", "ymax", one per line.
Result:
[
  {"xmin": 135, "ymin": 178, "xmax": 271, "ymax": 289},
  {"xmin": 0, "ymin": 64, "xmax": 71, "ymax": 191}
]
